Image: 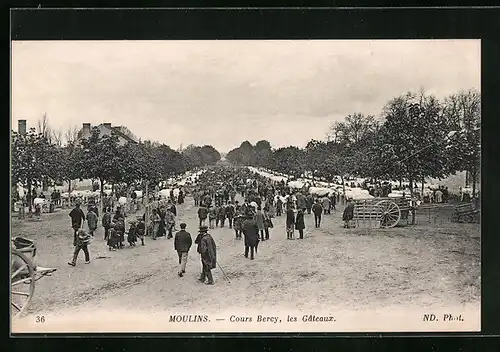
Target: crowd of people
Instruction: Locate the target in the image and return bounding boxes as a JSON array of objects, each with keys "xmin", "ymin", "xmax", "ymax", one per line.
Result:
[
  {"xmin": 191, "ymin": 167, "xmax": 345, "ymax": 261},
  {"xmin": 66, "ymin": 165, "xmax": 473, "ymax": 286},
  {"xmin": 65, "ymin": 166, "xmax": 347, "ymax": 285}
]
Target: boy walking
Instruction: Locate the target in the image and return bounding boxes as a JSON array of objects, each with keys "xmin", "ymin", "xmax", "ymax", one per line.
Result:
[{"xmin": 68, "ymin": 229, "xmax": 92, "ymax": 266}]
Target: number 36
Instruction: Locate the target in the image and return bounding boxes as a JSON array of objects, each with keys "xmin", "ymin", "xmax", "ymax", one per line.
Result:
[{"xmin": 36, "ymin": 316, "xmax": 45, "ymax": 323}]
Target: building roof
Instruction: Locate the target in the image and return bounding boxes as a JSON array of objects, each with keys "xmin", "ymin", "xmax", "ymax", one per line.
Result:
[
  {"xmin": 78, "ymin": 123, "xmax": 138, "ymax": 144},
  {"xmin": 103, "ymin": 125, "xmax": 138, "ymax": 144}
]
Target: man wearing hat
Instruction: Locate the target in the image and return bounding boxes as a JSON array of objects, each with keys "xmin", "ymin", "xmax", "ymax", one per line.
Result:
[
  {"xmin": 174, "ymin": 223, "xmax": 193, "ymax": 277},
  {"xmin": 242, "ymin": 213, "xmax": 259, "ymax": 260},
  {"xmin": 69, "ymin": 202, "xmax": 86, "ymax": 245},
  {"xmin": 343, "ymin": 198, "xmax": 355, "ymax": 228},
  {"xmin": 194, "ymin": 225, "xmax": 217, "ymax": 285}
]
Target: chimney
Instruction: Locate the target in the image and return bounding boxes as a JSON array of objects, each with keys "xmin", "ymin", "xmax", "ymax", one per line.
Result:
[
  {"xmin": 103, "ymin": 123, "xmax": 112, "ymax": 129},
  {"xmin": 18, "ymin": 120, "xmax": 27, "ymax": 136},
  {"xmin": 82, "ymin": 123, "xmax": 91, "ymax": 138}
]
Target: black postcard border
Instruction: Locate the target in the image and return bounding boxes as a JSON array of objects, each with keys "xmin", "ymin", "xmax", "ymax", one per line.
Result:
[{"xmin": 5, "ymin": 6, "xmax": 500, "ymax": 350}]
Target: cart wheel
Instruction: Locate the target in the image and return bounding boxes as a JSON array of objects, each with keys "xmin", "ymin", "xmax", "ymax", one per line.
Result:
[
  {"xmin": 376, "ymin": 200, "xmax": 401, "ymax": 228},
  {"xmin": 11, "ymin": 248, "xmax": 35, "ymax": 319}
]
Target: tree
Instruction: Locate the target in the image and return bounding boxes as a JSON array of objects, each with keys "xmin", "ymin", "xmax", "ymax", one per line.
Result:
[
  {"xmin": 181, "ymin": 144, "xmax": 202, "ymax": 167},
  {"xmin": 226, "ymin": 141, "xmax": 258, "ymax": 166},
  {"xmin": 379, "ymin": 91, "xmax": 452, "ymax": 194},
  {"xmin": 226, "ymin": 147, "xmax": 244, "ymax": 165},
  {"xmin": 79, "ymin": 127, "xmax": 122, "ymax": 199},
  {"xmin": 254, "ymin": 140, "xmax": 272, "ymax": 167},
  {"xmin": 139, "ymin": 141, "xmax": 164, "ymax": 189},
  {"xmin": 200, "ymin": 145, "xmax": 221, "ymax": 165},
  {"xmin": 442, "ymin": 89, "xmax": 481, "ymax": 197},
  {"xmin": 11, "ymin": 127, "xmax": 59, "ymax": 212},
  {"xmin": 327, "ymin": 113, "xmax": 378, "ymax": 145},
  {"xmin": 37, "ymin": 113, "xmax": 51, "ymax": 142},
  {"xmin": 64, "ymin": 125, "xmax": 80, "ymax": 146},
  {"xmin": 271, "ymin": 146, "xmax": 305, "ymax": 178},
  {"xmin": 305, "ymin": 140, "xmax": 327, "ymax": 180},
  {"xmin": 182, "ymin": 144, "xmax": 221, "ymax": 167},
  {"xmin": 57, "ymin": 141, "xmax": 86, "ymax": 194},
  {"xmin": 324, "ymin": 113, "xmax": 383, "ymax": 191},
  {"xmin": 118, "ymin": 142, "xmax": 145, "ymax": 189}
]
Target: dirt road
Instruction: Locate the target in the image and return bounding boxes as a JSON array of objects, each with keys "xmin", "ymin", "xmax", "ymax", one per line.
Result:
[{"xmin": 11, "ymin": 196, "xmax": 480, "ymax": 332}]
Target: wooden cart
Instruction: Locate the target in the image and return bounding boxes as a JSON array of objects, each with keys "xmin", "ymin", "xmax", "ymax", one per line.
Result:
[
  {"xmin": 352, "ymin": 197, "xmax": 415, "ymax": 228},
  {"xmin": 11, "ymin": 237, "xmax": 57, "ymax": 319}
]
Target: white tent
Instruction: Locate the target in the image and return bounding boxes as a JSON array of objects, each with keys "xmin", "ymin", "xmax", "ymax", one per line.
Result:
[{"xmin": 309, "ymin": 187, "xmax": 330, "ymax": 196}]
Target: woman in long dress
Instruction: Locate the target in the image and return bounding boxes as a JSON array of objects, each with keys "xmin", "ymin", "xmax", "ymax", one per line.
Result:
[{"xmin": 295, "ymin": 209, "xmax": 305, "ymax": 239}]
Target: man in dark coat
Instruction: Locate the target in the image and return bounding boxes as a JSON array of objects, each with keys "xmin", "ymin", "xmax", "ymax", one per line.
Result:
[
  {"xmin": 242, "ymin": 214, "xmax": 259, "ymax": 260},
  {"xmin": 136, "ymin": 217, "xmax": 146, "ymax": 246},
  {"xmin": 102, "ymin": 207, "xmax": 112, "ymax": 241},
  {"xmin": 305, "ymin": 194, "xmax": 314, "ymax": 214},
  {"xmin": 198, "ymin": 205, "xmax": 208, "ymax": 227},
  {"xmin": 87, "ymin": 207, "xmax": 98, "ymax": 237},
  {"xmin": 329, "ymin": 193, "xmax": 337, "ymax": 211},
  {"xmin": 194, "ymin": 226, "xmax": 217, "ymax": 285},
  {"xmin": 177, "ymin": 189, "xmax": 184, "ymax": 204},
  {"xmin": 174, "ymin": 223, "xmax": 192, "ymax": 277},
  {"xmin": 312, "ymin": 199, "xmax": 323, "ymax": 228},
  {"xmin": 295, "ymin": 209, "xmax": 305, "ymax": 239},
  {"xmin": 276, "ymin": 197, "xmax": 283, "ymax": 216},
  {"xmin": 203, "ymin": 194, "xmax": 212, "ymax": 208},
  {"xmin": 217, "ymin": 206, "xmax": 226, "ymax": 227},
  {"xmin": 225, "ymin": 203, "xmax": 235, "ymax": 229},
  {"xmin": 343, "ymin": 199, "xmax": 355, "ymax": 228},
  {"xmin": 113, "ymin": 207, "xmax": 122, "ymax": 222},
  {"xmin": 158, "ymin": 206, "xmax": 167, "ymax": 237},
  {"xmin": 286, "ymin": 206, "xmax": 295, "ymax": 239},
  {"xmin": 168, "ymin": 201, "xmax": 177, "ymax": 217},
  {"xmin": 69, "ymin": 203, "xmax": 86, "ymax": 246}
]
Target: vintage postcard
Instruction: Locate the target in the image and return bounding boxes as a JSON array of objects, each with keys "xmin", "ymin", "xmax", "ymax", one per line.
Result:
[{"xmin": 10, "ymin": 39, "xmax": 481, "ymax": 333}]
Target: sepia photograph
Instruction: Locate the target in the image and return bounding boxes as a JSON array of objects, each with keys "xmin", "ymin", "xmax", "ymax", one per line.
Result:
[{"xmin": 10, "ymin": 39, "xmax": 481, "ymax": 333}]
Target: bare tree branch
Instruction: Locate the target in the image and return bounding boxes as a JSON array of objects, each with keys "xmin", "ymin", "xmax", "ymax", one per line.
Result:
[{"xmin": 64, "ymin": 125, "xmax": 80, "ymax": 146}]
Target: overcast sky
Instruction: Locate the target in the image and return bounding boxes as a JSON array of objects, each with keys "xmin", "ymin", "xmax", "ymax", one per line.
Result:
[{"xmin": 11, "ymin": 40, "xmax": 480, "ymax": 153}]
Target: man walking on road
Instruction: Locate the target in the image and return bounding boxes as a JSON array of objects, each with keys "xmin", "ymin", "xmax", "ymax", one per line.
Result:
[
  {"xmin": 321, "ymin": 196, "xmax": 331, "ymax": 215},
  {"xmin": 198, "ymin": 205, "xmax": 208, "ymax": 227},
  {"xmin": 312, "ymin": 199, "xmax": 323, "ymax": 228},
  {"xmin": 69, "ymin": 202, "xmax": 86, "ymax": 245},
  {"xmin": 225, "ymin": 202, "xmax": 235, "ymax": 229},
  {"xmin": 194, "ymin": 226, "xmax": 217, "ymax": 285},
  {"xmin": 174, "ymin": 223, "xmax": 192, "ymax": 277}
]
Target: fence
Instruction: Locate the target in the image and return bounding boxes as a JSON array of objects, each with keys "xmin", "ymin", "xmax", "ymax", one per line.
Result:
[{"xmin": 413, "ymin": 201, "xmax": 480, "ymax": 226}]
